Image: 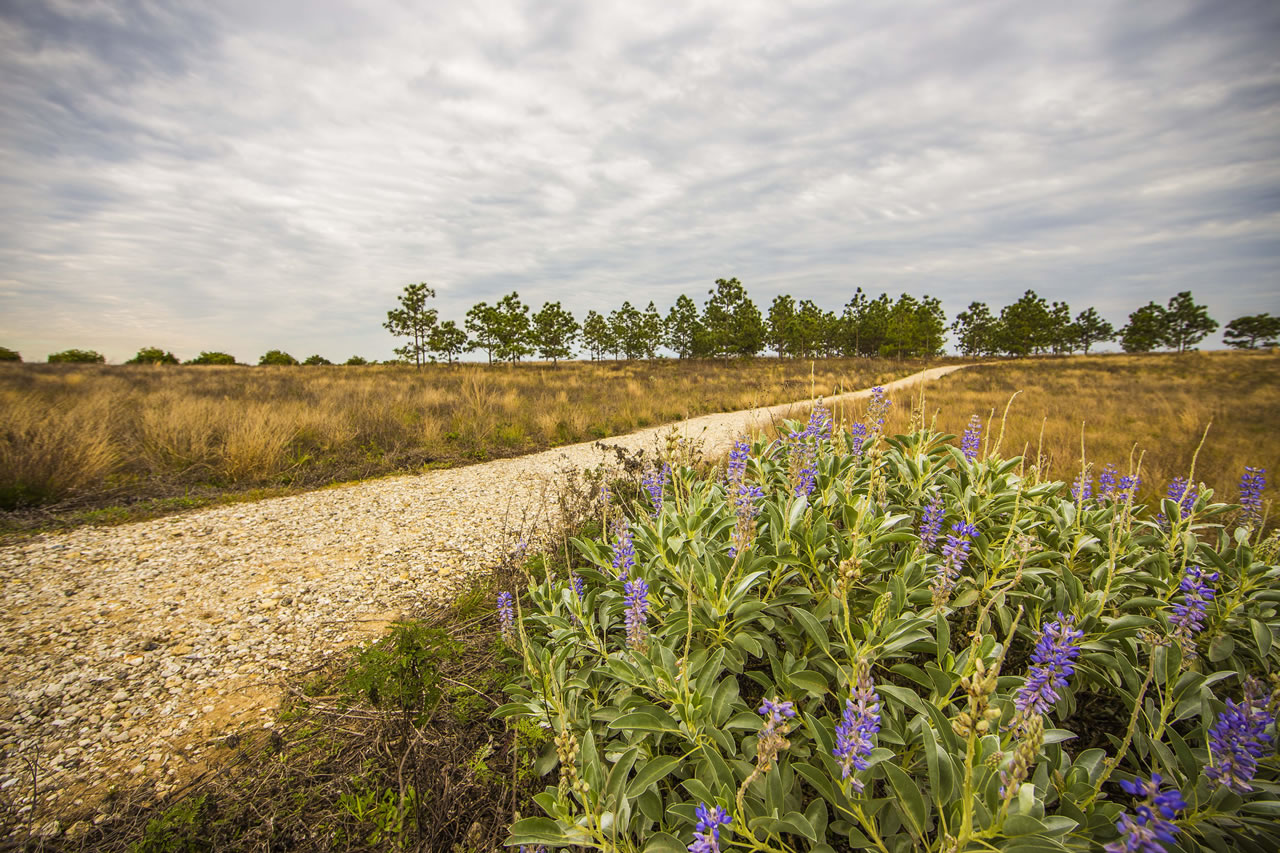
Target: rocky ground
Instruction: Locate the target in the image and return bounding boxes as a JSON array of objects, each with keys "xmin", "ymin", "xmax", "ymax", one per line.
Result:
[{"xmin": 0, "ymin": 365, "xmax": 965, "ymax": 841}]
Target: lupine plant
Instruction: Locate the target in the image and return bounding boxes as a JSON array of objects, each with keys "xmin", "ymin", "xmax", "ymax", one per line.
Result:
[{"xmin": 498, "ymin": 410, "xmax": 1279, "ymax": 852}]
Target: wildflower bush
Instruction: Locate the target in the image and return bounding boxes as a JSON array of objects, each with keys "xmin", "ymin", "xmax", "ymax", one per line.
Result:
[{"xmin": 498, "ymin": 393, "xmax": 1279, "ymax": 852}]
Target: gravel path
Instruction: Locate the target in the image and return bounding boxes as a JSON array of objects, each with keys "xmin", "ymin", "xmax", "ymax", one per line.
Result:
[{"xmin": 0, "ymin": 364, "xmax": 967, "ymax": 836}]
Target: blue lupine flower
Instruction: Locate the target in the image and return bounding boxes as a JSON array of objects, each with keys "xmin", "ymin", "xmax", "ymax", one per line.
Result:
[
  {"xmin": 759, "ymin": 698, "xmax": 796, "ymax": 730},
  {"xmin": 1071, "ymin": 472, "xmax": 1093, "ymax": 502},
  {"xmin": 727, "ymin": 438, "xmax": 750, "ymax": 485},
  {"xmin": 867, "ymin": 386, "xmax": 891, "ymax": 433},
  {"xmin": 961, "ymin": 414, "xmax": 982, "ymax": 462},
  {"xmin": 805, "ymin": 400, "xmax": 833, "ymax": 441},
  {"xmin": 1240, "ymin": 466, "xmax": 1266, "ymax": 526},
  {"xmin": 850, "ymin": 422, "xmax": 868, "ymax": 457},
  {"xmin": 643, "ymin": 463, "xmax": 669, "ymax": 517},
  {"xmin": 833, "ymin": 661, "xmax": 881, "ymax": 792},
  {"xmin": 1116, "ymin": 473, "xmax": 1141, "ymax": 503},
  {"xmin": 612, "ymin": 520, "xmax": 635, "ymax": 582},
  {"xmin": 1099, "ymin": 464, "xmax": 1118, "ymax": 498},
  {"xmin": 919, "ymin": 496, "xmax": 944, "ymax": 550},
  {"xmin": 931, "ymin": 521, "xmax": 978, "ymax": 605},
  {"xmin": 497, "ymin": 592, "xmax": 515, "ymax": 641},
  {"xmin": 689, "ymin": 803, "xmax": 731, "ymax": 853},
  {"xmin": 790, "ymin": 430, "xmax": 818, "ymax": 497},
  {"xmin": 520, "ymin": 845, "xmax": 548, "ymax": 853},
  {"xmin": 571, "ymin": 573, "xmax": 585, "ymax": 599},
  {"xmin": 1103, "ymin": 775, "xmax": 1186, "ymax": 853},
  {"xmin": 1206, "ymin": 678, "xmax": 1275, "ymax": 794},
  {"xmin": 1014, "ymin": 613, "xmax": 1084, "ymax": 718},
  {"xmin": 1169, "ymin": 565, "xmax": 1216, "ymax": 656},
  {"xmin": 623, "ymin": 578, "xmax": 650, "ymax": 650},
  {"xmin": 1156, "ymin": 477, "xmax": 1197, "ymax": 527}
]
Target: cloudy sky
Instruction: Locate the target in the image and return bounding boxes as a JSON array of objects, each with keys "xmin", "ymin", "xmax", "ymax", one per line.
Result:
[{"xmin": 1, "ymin": 0, "xmax": 1277, "ymax": 362}]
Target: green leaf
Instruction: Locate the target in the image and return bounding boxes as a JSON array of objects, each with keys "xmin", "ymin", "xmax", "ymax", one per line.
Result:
[
  {"xmin": 1208, "ymin": 633, "xmax": 1235, "ymax": 662},
  {"xmin": 626, "ymin": 755, "xmax": 682, "ymax": 798},
  {"xmin": 882, "ymin": 761, "xmax": 929, "ymax": 839},
  {"xmin": 610, "ymin": 710, "xmax": 679, "ymax": 733},
  {"xmin": 506, "ymin": 817, "xmax": 573, "ymax": 845},
  {"xmin": 1251, "ymin": 618, "xmax": 1273, "ymax": 658},
  {"xmin": 790, "ymin": 606, "xmax": 831, "ymax": 655},
  {"xmin": 790, "ymin": 670, "xmax": 830, "ymax": 697},
  {"xmin": 606, "ymin": 745, "xmax": 640, "ymax": 808},
  {"xmin": 642, "ymin": 832, "xmax": 687, "ymax": 853},
  {"xmin": 779, "ymin": 811, "xmax": 818, "ymax": 841}
]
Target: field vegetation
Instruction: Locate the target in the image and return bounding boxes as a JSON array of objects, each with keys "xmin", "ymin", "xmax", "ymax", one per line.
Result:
[{"xmin": 0, "ymin": 357, "xmax": 927, "ymax": 524}]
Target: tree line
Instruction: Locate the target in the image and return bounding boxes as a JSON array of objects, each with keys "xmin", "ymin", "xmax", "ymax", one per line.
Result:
[
  {"xmin": 385, "ymin": 280, "xmax": 1278, "ymax": 364},
  {"xmin": 2, "ymin": 287, "xmax": 1273, "ymax": 366}
]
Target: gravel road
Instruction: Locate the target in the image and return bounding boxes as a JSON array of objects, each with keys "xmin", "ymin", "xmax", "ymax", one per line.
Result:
[{"xmin": 0, "ymin": 364, "xmax": 967, "ymax": 837}]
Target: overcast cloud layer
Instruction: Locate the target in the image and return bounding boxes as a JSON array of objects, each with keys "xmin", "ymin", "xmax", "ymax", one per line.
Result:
[{"xmin": 1, "ymin": 0, "xmax": 1278, "ymax": 362}]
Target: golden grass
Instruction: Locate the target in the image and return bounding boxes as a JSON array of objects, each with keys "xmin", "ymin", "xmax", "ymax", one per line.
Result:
[
  {"xmin": 0, "ymin": 357, "xmax": 926, "ymax": 510},
  {"xmin": 844, "ymin": 351, "xmax": 1279, "ymax": 508}
]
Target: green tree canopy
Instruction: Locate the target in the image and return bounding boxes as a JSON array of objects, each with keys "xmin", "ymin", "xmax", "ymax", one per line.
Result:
[
  {"xmin": 466, "ymin": 301, "xmax": 501, "ymax": 364},
  {"xmin": 703, "ymin": 278, "xmax": 765, "ymax": 357},
  {"xmin": 258, "ymin": 349, "xmax": 298, "ymax": 366},
  {"xmin": 1223, "ymin": 313, "xmax": 1280, "ymax": 349},
  {"xmin": 126, "ymin": 346, "xmax": 178, "ymax": 365},
  {"xmin": 996, "ymin": 290, "xmax": 1052, "ymax": 356},
  {"xmin": 1119, "ymin": 302, "xmax": 1167, "ymax": 353},
  {"xmin": 492, "ymin": 292, "xmax": 532, "ymax": 363},
  {"xmin": 344, "ymin": 355, "xmax": 370, "ymax": 365},
  {"xmin": 767, "ymin": 294, "xmax": 796, "ymax": 357},
  {"xmin": 1074, "ymin": 307, "xmax": 1115, "ymax": 354},
  {"xmin": 530, "ymin": 301, "xmax": 579, "ymax": 365},
  {"xmin": 430, "ymin": 320, "xmax": 470, "ymax": 364},
  {"xmin": 609, "ymin": 301, "xmax": 647, "ymax": 360},
  {"xmin": 950, "ymin": 302, "xmax": 1000, "ymax": 357},
  {"xmin": 302, "ymin": 354, "xmax": 332, "ymax": 365},
  {"xmin": 1162, "ymin": 291, "xmax": 1217, "ymax": 353},
  {"xmin": 581, "ymin": 310, "xmax": 613, "ymax": 361},
  {"xmin": 663, "ymin": 295, "xmax": 702, "ymax": 359},
  {"xmin": 186, "ymin": 351, "xmax": 237, "ymax": 365},
  {"xmin": 48, "ymin": 349, "xmax": 105, "ymax": 363},
  {"xmin": 383, "ymin": 282, "xmax": 438, "ymax": 368},
  {"xmin": 0, "ymin": 346, "xmax": 21, "ymax": 362}
]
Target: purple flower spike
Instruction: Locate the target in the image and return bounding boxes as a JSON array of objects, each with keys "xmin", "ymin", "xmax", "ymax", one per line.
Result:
[
  {"xmin": 1169, "ymin": 565, "xmax": 1216, "ymax": 657},
  {"xmin": 642, "ymin": 464, "xmax": 669, "ymax": 517},
  {"xmin": 1104, "ymin": 774, "xmax": 1186, "ymax": 853},
  {"xmin": 931, "ymin": 521, "xmax": 978, "ymax": 605},
  {"xmin": 1240, "ymin": 466, "xmax": 1267, "ymax": 526},
  {"xmin": 850, "ymin": 422, "xmax": 868, "ymax": 457},
  {"xmin": 1099, "ymin": 464, "xmax": 1118, "ymax": 499},
  {"xmin": 919, "ymin": 496, "xmax": 944, "ymax": 550},
  {"xmin": 961, "ymin": 415, "xmax": 982, "ymax": 462},
  {"xmin": 1071, "ymin": 472, "xmax": 1093, "ymax": 502},
  {"xmin": 833, "ymin": 662, "xmax": 881, "ymax": 792},
  {"xmin": 497, "ymin": 592, "xmax": 515, "ymax": 641},
  {"xmin": 689, "ymin": 803, "xmax": 731, "ymax": 853},
  {"xmin": 623, "ymin": 578, "xmax": 650, "ymax": 650},
  {"xmin": 1206, "ymin": 678, "xmax": 1275, "ymax": 794},
  {"xmin": 612, "ymin": 520, "xmax": 635, "ymax": 582},
  {"xmin": 1013, "ymin": 613, "xmax": 1084, "ymax": 719}
]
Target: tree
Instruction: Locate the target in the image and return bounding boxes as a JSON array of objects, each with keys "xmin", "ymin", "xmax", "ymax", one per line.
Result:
[
  {"xmin": 344, "ymin": 355, "xmax": 370, "ymax": 366},
  {"xmin": 951, "ymin": 302, "xmax": 999, "ymax": 356},
  {"xmin": 641, "ymin": 302, "xmax": 663, "ymax": 359},
  {"xmin": 609, "ymin": 301, "xmax": 647, "ymax": 360},
  {"xmin": 0, "ymin": 347, "xmax": 21, "ymax": 362},
  {"xmin": 703, "ymin": 278, "xmax": 765, "ymax": 357},
  {"xmin": 302, "ymin": 354, "xmax": 332, "ymax": 365},
  {"xmin": 48, "ymin": 349, "xmax": 105, "ymax": 363},
  {"xmin": 767, "ymin": 294, "xmax": 796, "ymax": 357},
  {"xmin": 493, "ymin": 292, "xmax": 532, "ymax": 363},
  {"xmin": 466, "ymin": 302, "xmax": 502, "ymax": 364},
  {"xmin": 836, "ymin": 289, "xmax": 868, "ymax": 356},
  {"xmin": 1119, "ymin": 302, "xmax": 1167, "ymax": 353},
  {"xmin": 996, "ymin": 290, "xmax": 1052, "ymax": 356},
  {"xmin": 1048, "ymin": 301, "xmax": 1074, "ymax": 355},
  {"xmin": 1223, "ymin": 313, "xmax": 1280, "ymax": 349},
  {"xmin": 186, "ymin": 351, "xmax": 237, "ymax": 365},
  {"xmin": 663, "ymin": 295, "xmax": 702, "ymax": 359},
  {"xmin": 430, "ymin": 320, "xmax": 470, "ymax": 364},
  {"xmin": 258, "ymin": 349, "xmax": 298, "ymax": 365},
  {"xmin": 530, "ymin": 302, "xmax": 579, "ymax": 365},
  {"xmin": 1162, "ymin": 291, "xmax": 1217, "ymax": 353},
  {"xmin": 383, "ymin": 282, "xmax": 438, "ymax": 368},
  {"xmin": 1073, "ymin": 307, "xmax": 1115, "ymax": 354},
  {"xmin": 125, "ymin": 346, "xmax": 178, "ymax": 364},
  {"xmin": 581, "ymin": 310, "xmax": 613, "ymax": 361}
]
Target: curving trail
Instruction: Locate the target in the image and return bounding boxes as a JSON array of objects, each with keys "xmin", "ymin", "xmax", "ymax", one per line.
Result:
[{"xmin": 0, "ymin": 363, "xmax": 971, "ymax": 834}]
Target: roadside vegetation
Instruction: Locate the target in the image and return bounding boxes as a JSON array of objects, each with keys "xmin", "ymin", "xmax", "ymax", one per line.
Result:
[{"xmin": 0, "ymin": 357, "xmax": 925, "ymax": 528}]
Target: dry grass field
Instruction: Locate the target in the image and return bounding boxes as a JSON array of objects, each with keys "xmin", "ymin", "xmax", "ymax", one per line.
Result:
[
  {"xmin": 861, "ymin": 350, "xmax": 1278, "ymax": 513},
  {"xmin": 0, "ymin": 357, "xmax": 929, "ymax": 522}
]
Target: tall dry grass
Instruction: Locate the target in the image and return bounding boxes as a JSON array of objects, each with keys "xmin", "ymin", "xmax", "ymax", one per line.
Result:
[
  {"xmin": 0, "ymin": 357, "xmax": 926, "ymax": 510},
  {"xmin": 832, "ymin": 351, "xmax": 1278, "ymax": 509}
]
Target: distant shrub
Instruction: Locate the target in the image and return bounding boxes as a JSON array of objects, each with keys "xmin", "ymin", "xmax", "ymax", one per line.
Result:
[
  {"xmin": 186, "ymin": 351, "xmax": 237, "ymax": 365},
  {"xmin": 0, "ymin": 346, "xmax": 21, "ymax": 362},
  {"xmin": 302, "ymin": 354, "xmax": 332, "ymax": 365},
  {"xmin": 47, "ymin": 349, "xmax": 105, "ymax": 364},
  {"xmin": 126, "ymin": 346, "xmax": 179, "ymax": 365},
  {"xmin": 345, "ymin": 355, "xmax": 370, "ymax": 366},
  {"xmin": 258, "ymin": 349, "xmax": 298, "ymax": 366}
]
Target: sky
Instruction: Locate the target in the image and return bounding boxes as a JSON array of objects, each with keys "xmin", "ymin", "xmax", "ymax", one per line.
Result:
[{"xmin": 1, "ymin": 0, "xmax": 1278, "ymax": 363}]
